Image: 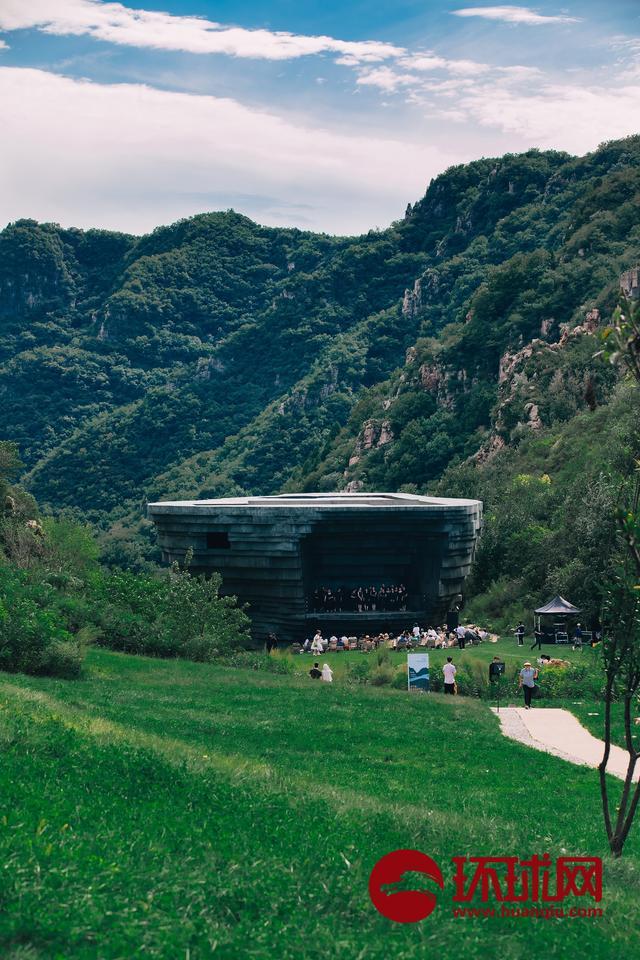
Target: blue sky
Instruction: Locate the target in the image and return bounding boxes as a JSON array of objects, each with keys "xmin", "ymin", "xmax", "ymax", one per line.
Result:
[{"xmin": 1, "ymin": 1, "xmax": 639, "ymax": 234}]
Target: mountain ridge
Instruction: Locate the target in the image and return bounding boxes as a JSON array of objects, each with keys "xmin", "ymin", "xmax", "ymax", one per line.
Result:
[{"xmin": 2, "ymin": 136, "xmax": 640, "ymax": 616}]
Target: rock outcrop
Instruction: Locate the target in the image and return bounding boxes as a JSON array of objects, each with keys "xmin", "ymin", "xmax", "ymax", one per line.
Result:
[
  {"xmin": 402, "ymin": 278, "xmax": 422, "ymax": 317},
  {"xmin": 621, "ymin": 267, "xmax": 640, "ymax": 301},
  {"xmin": 347, "ymin": 419, "xmax": 394, "ymax": 467}
]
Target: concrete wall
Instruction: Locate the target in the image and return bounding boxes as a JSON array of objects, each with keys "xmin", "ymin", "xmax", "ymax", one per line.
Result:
[{"xmin": 148, "ymin": 494, "xmax": 482, "ymax": 643}]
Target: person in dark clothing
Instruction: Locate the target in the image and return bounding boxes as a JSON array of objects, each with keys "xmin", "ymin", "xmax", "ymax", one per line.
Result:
[
  {"xmin": 489, "ymin": 656, "xmax": 504, "ymax": 682},
  {"xmin": 573, "ymin": 623, "xmax": 583, "ymax": 652},
  {"xmin": 266, "ymin": 633, "xmax": 278, "ymax": 654},
  {"xmin": 515, "ymin": 622, "xmax": 525, "ymax": 646},
  {"xmin": 309, "ymin": 662, "xmax": 322, "ymax": 679},
  {"xmin": 531, "ymin": 628, "xmax": 543, "ymax": 650}
]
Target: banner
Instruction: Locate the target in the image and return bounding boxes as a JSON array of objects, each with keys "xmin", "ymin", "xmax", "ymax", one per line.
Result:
[{"xmin": 407, "ymin": 653, "xmax": 429, "ymax": 692}]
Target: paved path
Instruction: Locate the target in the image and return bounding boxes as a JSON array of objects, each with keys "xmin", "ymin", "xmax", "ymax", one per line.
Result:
[{"xmin": 491, "ymin": 707, "xmax": 639, "ymax": 781}]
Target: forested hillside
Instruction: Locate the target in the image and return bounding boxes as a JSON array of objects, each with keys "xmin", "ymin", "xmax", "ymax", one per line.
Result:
[{"xmin": 2, "ymin": 135, "xmax": 640, "ymax": 618}]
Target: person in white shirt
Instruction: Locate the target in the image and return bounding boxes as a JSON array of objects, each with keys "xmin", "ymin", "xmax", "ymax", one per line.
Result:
[
  {"xmin": 321, "ymin": 663, "xmax": 333, "ymax": 683},
  {"xmin": 412, "ymin": 623, "xmax": 421, "ymax": 639},
  {"xmin": 443, "ymin": 657, "xmax": 457, "ymax": 694},
  {"xmin": 456, "ymin": 624, "xmax": 467, "ymax": 649}
]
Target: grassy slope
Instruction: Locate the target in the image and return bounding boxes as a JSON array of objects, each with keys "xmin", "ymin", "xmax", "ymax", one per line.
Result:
[{"xmin": 2, "ymin": 649, "xmax": 639, "ymax": 959}]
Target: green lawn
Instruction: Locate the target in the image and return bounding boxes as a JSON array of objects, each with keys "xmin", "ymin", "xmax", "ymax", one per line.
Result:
[
  {"xmin": 1, "ymin": 647, "xmax": 638, "ymax": 960},
  {"xmin": 280, "ymin": 636, "xmax": 596, "ymax": 680}
]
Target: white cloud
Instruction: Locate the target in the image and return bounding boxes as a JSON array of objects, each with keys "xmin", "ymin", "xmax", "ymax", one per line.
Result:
[
  {"xmin": 356, "ymin": 51, "xmax": 492, "ymax": 94},
  {"xmin": 452, "ymin": 6, "xmax": 579, "ymax": 25},
  {"xmin": 0, "ymin": 0, "xmax": 404, "ymax": 62},
  {"xmin": 452, "ymin": 80, "xmax": 640, "ymax": 152},
  {"xmin": 496, "ymin": 65, "xmax": 543, "ymax": 78},
  {"xmin": 399, "ymin": 53, "xmax": 489, "ymax": 75},
  {"xmin": 398, "ymin": 54, "xmax": 449, "ymax": 72},
  {"xmin": 0, "ymin": 39, "xmax": 9, "ymax": 50},
  {"xmin": 610, "ymin": 37, "xmax": 640, "ymax": 80},
  {"xmin": 0, "ymin": 67, "xmax": 457, "ymax": 235},
  {"xmin": 356, "ymin": 66, "xmax": 421, "ymax": 92},
  {"xmin": 423, "ymin": 78, "xmax": 477, "ymax": 95}
]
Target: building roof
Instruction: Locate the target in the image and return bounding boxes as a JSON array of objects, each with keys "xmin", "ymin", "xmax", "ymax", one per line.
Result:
[
  {"xmin": 148, "ymin": 492, "xmax": 482, "ymax": 511},
  {"xmin": 534, "ymin": 595, "xmax": 582, "ymax": 615}
]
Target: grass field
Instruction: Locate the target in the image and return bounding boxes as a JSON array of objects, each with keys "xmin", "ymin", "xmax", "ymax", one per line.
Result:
[
  {"xmin": 1, "ymin": 647, "xmax": 638, "ymax": 960},
  {"xmin": 281, "ymin": 636, "xmax": 593, "ymax": 675}
]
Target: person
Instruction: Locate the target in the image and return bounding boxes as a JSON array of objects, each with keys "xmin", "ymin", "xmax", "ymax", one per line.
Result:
[
  {"xmin": 531, "ymin": 627, "xmax": 543, "ymax": 651},
  {"xmin": 302, "ymin": 637, "xmax": 311, "ymax": 653},
  {"xmin": 515, "ymin": 622, "xmax": 525, "ymax": 646},
  {"xmin": 321, "ymin": 662, "xmax": 333, "ymax": 683},
  {"xmin": 309, "ymin": 662, "xmax": 322, "ymax": 679},
  {"xmin": 443, "ymin": 657, "xmax": 457, "ymax": 694},
  {"xmin": 518, "ymin": 661, "xmax": 539, "ymax": 709},
  {"xmin": 311, "ymin": 632, "xmax": 323, "ymax": 656},
  {"xmin": 456, "ymin": 624, "xmax": 466, "ymax": 649},
  {"xmin": 573, "ymin": 623, "xmax": 583, "ymax": 652},
  {"xmin": 266, "ymin": 632, "xmax": 278, "ymax": 653},
  {"xmin": 489, "ymin": 656, "xmax": 503, "ymax": 682},
  {"xmin": 412, "ymin": 623, "xmax": 421, "ymax": 641}
]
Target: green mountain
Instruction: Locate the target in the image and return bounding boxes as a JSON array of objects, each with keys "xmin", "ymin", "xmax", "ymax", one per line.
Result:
[{"xmin": 2, "ymin": 136, "xmax": 640, "ymax": 619}]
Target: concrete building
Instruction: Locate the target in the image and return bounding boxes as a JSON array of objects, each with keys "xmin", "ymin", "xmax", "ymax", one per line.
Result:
[{"xmin": 148, "ymin": 492, "xmax": 482, "ymax": 644}]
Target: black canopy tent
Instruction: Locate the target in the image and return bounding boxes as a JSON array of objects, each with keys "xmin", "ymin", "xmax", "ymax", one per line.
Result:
[{"xmin": 534, "ymin": 595, "xmax": 582, "ymax": 644}]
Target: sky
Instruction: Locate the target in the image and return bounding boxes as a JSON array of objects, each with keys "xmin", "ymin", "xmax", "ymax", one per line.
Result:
[{"xmin": 1, "ymin": 1, "xmax": 640, "ymax": 235}]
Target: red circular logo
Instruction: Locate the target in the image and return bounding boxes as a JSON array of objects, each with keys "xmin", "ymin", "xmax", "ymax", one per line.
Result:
[{"xmin": 368, "ymin": 849, "xmax": 444, "ymax": 923}]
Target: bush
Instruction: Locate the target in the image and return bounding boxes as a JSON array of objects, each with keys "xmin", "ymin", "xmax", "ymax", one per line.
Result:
[
  {"xmin": 220, "ymin": 651, "xmax": 294, "ymax": 675},
  {"xmin": 344, "ymin": 660, "xmax": 371, "ymax": 685},
  {"xmin": 369, "ymin": 662, "xmax": 395, "ymax": 686},
  {"xmin": 37, "ymin": 639, "xmax": 84, "ymax": 679},
  {"xmin": 0, "ymin": 563, "xmax": 84, "ymax": 678},
  {"xmin": 92, "ymin": 560, "xmax": 251, "ymax": 661}
]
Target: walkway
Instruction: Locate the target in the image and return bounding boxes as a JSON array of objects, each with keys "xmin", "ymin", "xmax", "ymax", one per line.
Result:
[{"xmin": 491, "ymin": 707, "xmax": 640, "ymax": 782}]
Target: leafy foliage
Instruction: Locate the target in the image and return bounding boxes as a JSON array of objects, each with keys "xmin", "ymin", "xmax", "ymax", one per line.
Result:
[
  {"xmin": 93, "ymin": 559, "xmax": 250, "ymax": 660},
  {"xmin": 3, "ymin": 136, "xmax": 640, "ymax": 628}
]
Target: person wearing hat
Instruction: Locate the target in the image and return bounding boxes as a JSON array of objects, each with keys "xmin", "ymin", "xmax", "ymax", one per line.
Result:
[{"xmin": 518, "ymin": 661, "xmax": 539, "ymax": 709}]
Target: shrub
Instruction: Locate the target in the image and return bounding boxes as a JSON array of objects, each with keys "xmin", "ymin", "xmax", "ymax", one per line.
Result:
[
  {"xmin": 370, "ymin": 662, "xmax": 395, "ymax": 686},
  {"xmin": 0, "ymin": 563, "xmax": 84, "ymax": 678},
  {"xmin": 220, "ymin": 651, "xmax": 294, "ymax": 674},
  {"xmin": 344, "ymin": 660, "xmax": 371, "ymax": 685},
  {"xmin": 36, "ymin": 639, "xmax": 84, "ymax": 679},
  {"xmin": 92, "ymin": 561, "xmax": 251, "ymax": 661}
]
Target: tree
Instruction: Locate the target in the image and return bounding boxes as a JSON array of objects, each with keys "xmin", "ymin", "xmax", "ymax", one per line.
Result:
[
  {"xmin": 164, "ymin": 553, "xmax": 251, "ymax": 660},
  {"xmin": 601, "ymin": 294, "xmax": 640, "ymax": 579},
  {"xmin": 0, "ymin": 441, "xmax": 22, "ymax": 503},
  {"xmin": 598, "ymin": 293, "xmax": 640, "ymax": 856},
  {"xmin": 599, "ymin": 566, "xmax": 640, "ymax": 856}
]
